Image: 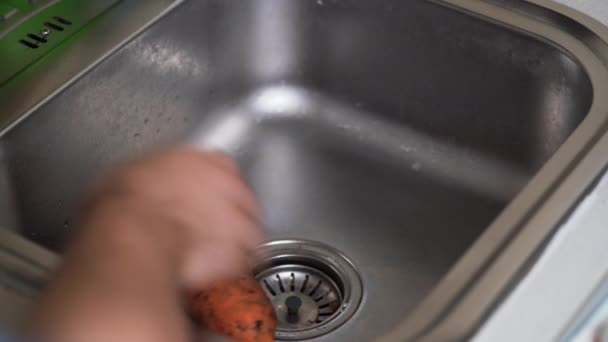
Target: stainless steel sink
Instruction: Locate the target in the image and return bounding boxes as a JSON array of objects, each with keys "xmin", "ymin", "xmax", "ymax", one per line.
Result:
[{"xmin": 2, "ymin": 0, "xmax": 608, "ymax": 340}]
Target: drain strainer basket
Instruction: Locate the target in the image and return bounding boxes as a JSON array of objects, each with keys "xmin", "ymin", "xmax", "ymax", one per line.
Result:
[{"xmin": 253, "ymin": 240, "xmax": 363, "ymax": 340}]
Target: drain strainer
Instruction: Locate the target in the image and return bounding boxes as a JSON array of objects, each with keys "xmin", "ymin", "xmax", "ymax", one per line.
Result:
[
  {"xmin": 253, "ymin": 240, "xmax": 363, "ymax": 340},
  {"xmin": 258, "ymin": 265, "xmax": 342, "ymax": 328}
]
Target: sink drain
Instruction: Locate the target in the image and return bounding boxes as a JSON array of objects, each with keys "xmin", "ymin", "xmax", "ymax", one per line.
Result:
[
  {"xmin": 258, "ymin": 265, "xmax": 342, "ymax": 328},
  {"xmin": 253, "ymin": 240, "xmax": 362, "ymax": 340}
]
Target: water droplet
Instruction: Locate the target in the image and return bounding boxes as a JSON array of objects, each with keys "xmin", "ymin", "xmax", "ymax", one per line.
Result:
[{"xmin": 399, "ymin": 145, "xmax": 413, "ymax": 153}]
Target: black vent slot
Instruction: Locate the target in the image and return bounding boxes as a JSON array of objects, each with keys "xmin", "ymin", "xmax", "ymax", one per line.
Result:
[
  {"xmin": 19, "ymin": 16, "xmax": 73, "ymax": 49},
  {"xmin": 43, "ymin": 22, "xmax": 64, "ymax": 31},
  {"xmin": 53, "ymin": 16, "xmax": 72, "ymax": 25},
  {"xmin": 26, "ymin": 33, "xmax": 47, "ymax": 43},
  {"xmin": 19, "ymin": 40, "xmax": 39, "ymax": 49}
]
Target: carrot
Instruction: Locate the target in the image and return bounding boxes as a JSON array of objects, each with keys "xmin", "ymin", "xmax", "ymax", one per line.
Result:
[{"xmin": 189, "ymin": 276, "xmax": 277, "ymax": 342}]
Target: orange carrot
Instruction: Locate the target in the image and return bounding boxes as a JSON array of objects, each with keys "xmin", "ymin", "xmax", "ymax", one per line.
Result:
[{"xmin": 190, "ymin": 277, "xmax": 277, "ymax": 342}]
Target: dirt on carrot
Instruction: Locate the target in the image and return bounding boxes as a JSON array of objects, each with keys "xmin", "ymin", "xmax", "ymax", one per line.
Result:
[{"xmin": 190, "ymin": 276, "xmax": 277, "ymax": 342}]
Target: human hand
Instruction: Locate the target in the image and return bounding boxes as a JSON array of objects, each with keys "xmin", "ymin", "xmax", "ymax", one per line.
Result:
[
  {"xmin": 78, "ymin": 146, "xmax": 263, "ymax": 289},
  {"xmin": 30, "ymin": 146, "xmax": 264, "ymax": 342}
]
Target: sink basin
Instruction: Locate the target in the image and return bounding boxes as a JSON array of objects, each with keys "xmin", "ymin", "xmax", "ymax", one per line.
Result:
[{"xmin": 2, "ymin": 0, "xmax": 608, "ymax": 340}]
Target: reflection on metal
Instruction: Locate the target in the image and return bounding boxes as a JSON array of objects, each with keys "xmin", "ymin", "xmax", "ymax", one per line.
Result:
[
  {"xmin": 1, "ymin": 0, "xmax": 608, "ymax": 341},
  {"xmin": 193, "ymin": 85, "xmax": 530, "ymax": 201},
  {"xmin": 253, "ymin": 240, "xmax": 362, "ymax": 340},
  {"xmin": 132, "ymin": 40, "xmax": 204, "ymax": 76}
]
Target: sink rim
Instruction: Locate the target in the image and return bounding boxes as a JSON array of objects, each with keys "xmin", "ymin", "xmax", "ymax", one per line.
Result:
[
  {"xmin": 379, "ymin": 0, "xmax": 608, "ymax": 340},
  {"xmin": 2, "ymin": 0, "xmax": 608, "ymax": 340}
]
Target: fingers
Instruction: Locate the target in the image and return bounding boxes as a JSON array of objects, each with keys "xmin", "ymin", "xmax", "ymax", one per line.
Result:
[
  {"xmin": 191, "ymin": 150, "xmax": 261, "ymax": 224},
  {"xmin": 184, "ymin": 192, "xmax": 263, "ymax": 255},
  {"xmin": 209, "ymin": 175, "xmax": 261, "ymax": 224},
  {"xmin": 204, "ymin": 150, "xmax": 241, "ymax": 176},
  {"xmin": 86, "ymin": 145, "xmax": 265, "ymax": 288},
  {"xmin": 216, "ymin": 211, "xmax": 264, "ymax": 252},
  {"xmin": 171, "ymin": 145, "xmax": 240, "ymax": 178},
  {"xmin": 181, "ymin": 242, "xmax": 252, "ymax": 289},
  {"xmin": 158, "ymin": 148, "xmax": 264, "ymax": 284}
]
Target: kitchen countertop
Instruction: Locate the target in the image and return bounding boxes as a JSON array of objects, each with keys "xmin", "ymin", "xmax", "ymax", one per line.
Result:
[{"xmin": 474, "ymin": 172, "xmax": 608, "ymax": 341}]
